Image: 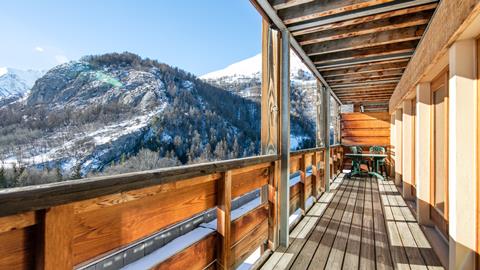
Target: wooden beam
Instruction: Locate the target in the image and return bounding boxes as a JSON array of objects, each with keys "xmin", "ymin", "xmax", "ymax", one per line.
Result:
[
  {"xmin": 327, "ymin": 75, "xmax": 402, "ymax": 84},
  {"xmin": 331, "ymin": 79, "xmax": 400, "ymax": 88},
  {"xmin": 333, "ymin": 85, "xmax": 398, "ymax": 92},
  {"xmin": 298, "ymin": 10, "xmax": 433, "ymax": 45},
  {"xmin": 315, "ymin": 52, "xmax": 413, "ymax": 69},
  {"xmin": 292, "ymin": 2, "xmax": 437, "ymax": 36},
  {"xmin": 321, "ymin": 62, "xmax": 407, "ymax": 77},
  {"xmin": 312, "ymin": 41, "xmax": 418, "ymax": 65},
  {"xmin": 43, "ymin": 204, "xmax": 74, "ymax": 270},
  {"xmin": 288, "ymin": 0, "xmax": 438, "ymax": 32},
  {"xmin": 271, "ymin": 0, "xmax": 314, "ymax": 10},
  {"xmin": 402, "ymin": 99, "xmax": 415, "ymax": 200},
  {"xmin": 325, "ymin": 70, "xmax": 404, "ymax": 81},
  {"xmin": 334, "ymin": 87, "xmax": 396, "ymax": 93},
  {"xmin": 389, "ymin": 0, "xmax": 480, "ymax": 112},
  {"xmin": 305, "ymin": 26, "xmax": 425, "ymax": 56},
  {"xmin": 336, "ymin": 92, "xmax": 394, "ymax": 98},
  {"xmin": 216, "ymin": 171, "xmax": 232, "ymax": 269},
  {"xmin": 279, "ymin": 0, "xmax": 395, "ymax": 25},
  {"xmin": 318, "ymin": 57, "xmax": 409, "ymax": 72}
]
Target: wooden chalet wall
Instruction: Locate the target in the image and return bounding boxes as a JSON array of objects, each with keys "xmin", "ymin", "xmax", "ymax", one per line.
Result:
[{"xmin": 341, "ymin": 112, "xmax": 390, "ymax": 146}]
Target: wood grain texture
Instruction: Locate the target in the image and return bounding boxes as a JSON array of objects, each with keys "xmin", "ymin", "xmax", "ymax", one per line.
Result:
[
  {"xmin": 231, "ymin": 203, "xmax": 268, "ymax": 245},
  {"xmin": 342, "ymin": 112, "xmax": 391, "ymax": 146},
  {"xmin": 153, "ymin": 233, "xmax": 216, "ymax": 270},
  {"xmin": 0, "ymin": 211, "xmax": 36, "ymax": 234},
  {"xmin": 44, "ymin": 204, "xmax": 74, "ymax": 270},
  {"xmin": 0, "ymin": 226, "xmax": 35, "ymax": 270},
  {"xmin": 72, "ymin": 180, "xmax": 217, "ymax": 264},
  {"xmin": 230, "ymin": 220, "xmax": 268, "ymax": 268},
  {"xmin": 217, "ymin": 171, "xmax": 232, "ymax": 269},
  {"xmin": 232, "ymin": 166, "xmax": 269, "ymax": 199}
]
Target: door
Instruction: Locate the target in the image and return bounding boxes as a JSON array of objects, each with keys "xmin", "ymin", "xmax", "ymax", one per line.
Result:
[{"xmin": 430, "ymin": 69, "xmax": 449, "ymax": 237}]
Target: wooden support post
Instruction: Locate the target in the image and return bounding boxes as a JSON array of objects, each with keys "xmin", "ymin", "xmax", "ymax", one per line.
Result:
[
  {"xmin": 448, "ymin": 39, "xmax": 477, "ymax": 270},
  {"xmin": 415, "ymin": 82, "xmax": 432, "ymax": 226},
  {"xmin": 299, "ymin": 154, "xmax": 306, "ymax": 216},
  {"xmin": 279, "ymin": 28, "xmax": 290, "ymax": 248},
  {"xmin": 267, "ymin": 161, "xmax": 279, "ymax": 250},
  {"xmin": 311, "ymin": 151, "xmax": 320, "ymax": 199},
  {"xmin": 216, "ymin": 171, "xmax": 232, "ymax": 269},
  {"xmin": 390, "ymin": 113, "xmax": 396, "ymax": 178},
  {"xmin": 315, "ymin": 82, "xmax": 323, "ymax": 148},
  {"xmin": 323, "ymin": 85, "xmax": 331, "ymax": 191},
  {"xmin": 394, "ymin": 108, "xmax": 403, "ymax": 186},
  {"xmin": 402, "ymin": 99, "xmax": 415, "ymax": 200},
  {"xmin": 42, "ymin": 204, "xmax": 74, "ymax": 270},
  {"xmin": 261, "ymin": 19, "xmax": 281, "ymax": 251}
]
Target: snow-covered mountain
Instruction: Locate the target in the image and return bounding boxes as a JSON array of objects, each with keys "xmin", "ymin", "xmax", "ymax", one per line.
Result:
[
  {"xmin": 201, "ymin": 51, "xmax": 315, "ymax": 83},
  {"xmin": 0, "ymin": 67, "xmax": 44, "ymax": 103}
]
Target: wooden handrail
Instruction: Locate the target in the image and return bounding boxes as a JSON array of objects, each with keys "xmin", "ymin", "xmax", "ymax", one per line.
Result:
[{"xmin": 0, "ymin": 154, "xmax": 278, "ymax": 217}]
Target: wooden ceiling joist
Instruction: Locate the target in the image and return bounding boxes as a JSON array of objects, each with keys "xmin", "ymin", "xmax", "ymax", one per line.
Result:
[
  {"xmin": 312, "ymin": 41, "xmax": 417, "ymax": 65},
  {"xmin": 305, "ymin": 25, "xmax": 425, "ymax": 56},
  {"xmin": 321, "ymin": 62, "xmax": 407, "ymax": 77},
  {"xmin": 315, "ymin": 52, "xmax": 412, "ymax": 70},
  {"xmin": 291, "ymin": 2, "xmax": 437, "ymax": 36},
  {"xmin": 286, "ymin": 0, "xmax": 438, "ymax": 32},
  {"xmin": 318, "ymin": 58, "xmax": 409, "ymax": 72},
  {"xmin": 271, "ymin": 0, "xmax": 315, "ymax": 10},
  {"xmin": 331, "ymin": 80, "xmax": 400, "ymax": 88},
  {"xmin": 278, "ymin": 0, "xmax": 396, "ymax": 25},
  {"xmin": 327, "ymin": 74, "xmax": 402, "ymax": 84},
  {"xmin": 324, "ymin": 69, "xmax": 404, "ymax": 80},
  {"xmin": 298, "ymin": 10, "xmax": 432, "ymax": 46}
]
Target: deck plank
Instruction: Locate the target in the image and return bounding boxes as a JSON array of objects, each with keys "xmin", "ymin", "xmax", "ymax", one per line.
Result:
[
  {"xmin": 307, "ymin": 179, "xmax": 355, "ymax": 269},
  {"xmin": 371, "ymin": 178, "xmax": 394, "ymax": 270},
  {"xmin": 359, "ymin": 177, "xmax": 375, "ymax": 269},
  {"xmin": 260, "ymin": 177, "xmax": 444, "ymax": 270},
  {"xmin": 342, "ymin": 178, "xmax": 365, "ymax": 269},
  {"xmin": 325, "ymin": 179, "xmax": 360, "ymax": 269}
]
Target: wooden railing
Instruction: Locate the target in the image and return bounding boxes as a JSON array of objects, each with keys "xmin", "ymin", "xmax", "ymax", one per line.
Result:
[
  {"xmin": 0, "ymin": 147, "xmax": 345, "ymax": 270},
  {"xmin": 288, "ymin": 145, "xmax": 344, "ymax": 223},
  {"xmin": 0, "ymin": 155, "xmax": 277, "ymax": 269}
]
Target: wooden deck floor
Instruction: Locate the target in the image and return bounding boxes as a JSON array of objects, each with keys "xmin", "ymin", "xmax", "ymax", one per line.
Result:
[{"xmin": 261, "ymin": 175, "xmax": 444, "ymax": 270}]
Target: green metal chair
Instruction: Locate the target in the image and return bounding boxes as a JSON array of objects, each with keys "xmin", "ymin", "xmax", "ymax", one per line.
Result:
[{"xmin": 369, "ymin": 146, "xmax": 387, "ymax": 177}]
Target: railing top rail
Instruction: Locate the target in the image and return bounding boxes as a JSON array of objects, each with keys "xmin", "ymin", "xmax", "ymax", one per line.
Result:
[
  {"xmin": 0, "ymin": 154, "xmax": 278, "ymax": 217},
  {"xmin": 290, "ymin": 147, "xmax": 325, "ymax": 156}
]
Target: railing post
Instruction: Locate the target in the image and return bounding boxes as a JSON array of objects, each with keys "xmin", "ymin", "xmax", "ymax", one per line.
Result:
[
  {"xmin": 279, "ymin": 28, "xmax": 290, "ymax": 248},
  {"xmin": 311, "ymin": 151, "xmax": 320, "ymax": 200},
  {"xmin": 299, "ymin": 154, "xmax": 306, "ymax": 216},
  {"xmin": 42, "ymin": 204, "xmax": 74, "ymax": 270},
  {"xmin": 267, "ymin": 161, "xmax": 279, "ymax": 250},
  {"xmin": 216, "ymin": 171, "xmax": 232, "ymax": 269},
  {"xmin": 323, "ymin": 85, "xmax": 331, "ymax": 192}
]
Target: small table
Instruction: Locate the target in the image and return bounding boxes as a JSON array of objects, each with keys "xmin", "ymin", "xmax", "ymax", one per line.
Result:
[{"xmin": 345, "ymin": 152, "xmax": 387, "ymax": 181}]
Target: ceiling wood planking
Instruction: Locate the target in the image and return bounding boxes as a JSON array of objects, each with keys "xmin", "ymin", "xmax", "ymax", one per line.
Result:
[
  {"xmin": 304, "ymin": 25, "xmax": 425, "ymax": 56},
  {"xmin": 278, "ymin": 0, "xmax": 395, "ymax": 25},
  {"xmin": 327, "ymin": 74, "xmax": 403, "ymax": 84},
  {"xmin": 312, "ymin": 41, "xmax": 418, "ymax": 65},
  {"xmin": 270, "ymin": 0, "xmax": 315, "ymax": 10},
  {"xmin": 291, "ymin": 2, "xmax": 437, "ymax": 36},
  {"xmin": 323, "ymin": 69, "xmax": 404, "ymax": 80},
  {"xmin": 298, "ymin": 10, "xmax": 432, "ymax": 45},
  {"xmin": 317, "ymin": 58, "xmax": 409, "ymax": 72},
  {"xmin": 255, "ymin": 0, "xmax": 439, "ymax": 108},
  {"xmin": 315, "ymin": 52, "xmax": 413, "ymax": 69},
  {"xmin": 321, "ymin": 62, "xmax": 407, "ymax": 77}
]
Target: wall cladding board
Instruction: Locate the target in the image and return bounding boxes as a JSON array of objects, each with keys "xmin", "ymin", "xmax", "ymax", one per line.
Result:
[{"xmin": 341, "ymin": 112, "xmax": 391, "ymax": 146}]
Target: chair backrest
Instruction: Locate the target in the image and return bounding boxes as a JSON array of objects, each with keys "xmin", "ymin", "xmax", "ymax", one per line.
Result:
[
  {"xmin": 350, "ymin": 146, "xmax": 362, "ymax": 154},
  {"xmin": 369, "ymin": 146, "xmax": 385, "ymax": 154}
]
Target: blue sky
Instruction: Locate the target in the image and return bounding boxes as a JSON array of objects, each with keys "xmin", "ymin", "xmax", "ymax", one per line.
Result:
[{"xmin": 0, "ymin": 0, "xmax": 262, "ymax": 76}]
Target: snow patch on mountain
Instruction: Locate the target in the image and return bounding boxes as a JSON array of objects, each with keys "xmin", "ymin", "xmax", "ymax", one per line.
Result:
[{"xmin": 0, "ymin": 67, "xmax": 45, "ymax": 102}]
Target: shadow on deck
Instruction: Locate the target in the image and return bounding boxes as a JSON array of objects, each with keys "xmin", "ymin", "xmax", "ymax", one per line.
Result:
[{"xmin": 261, "ymin": 175, "xmax": 444, "ymax": 270}]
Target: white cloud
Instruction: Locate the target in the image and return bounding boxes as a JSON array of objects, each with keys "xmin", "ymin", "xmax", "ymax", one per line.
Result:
[
  {"xmin": 55, "ymin": 55, "xmax": 69, "ymax": 64},
  {"xmin": 34, "ymin": 46, "xmax": 44, "ymax": 52}
]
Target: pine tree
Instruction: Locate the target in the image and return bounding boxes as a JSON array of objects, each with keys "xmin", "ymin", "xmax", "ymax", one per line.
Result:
[
  {"xmin": 0, "ymin": 166, "xmax": 6, "ymax": 188},
  {"xmin": 55, "ymin": 163, "xmax": 63, "ymax": 181}
]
